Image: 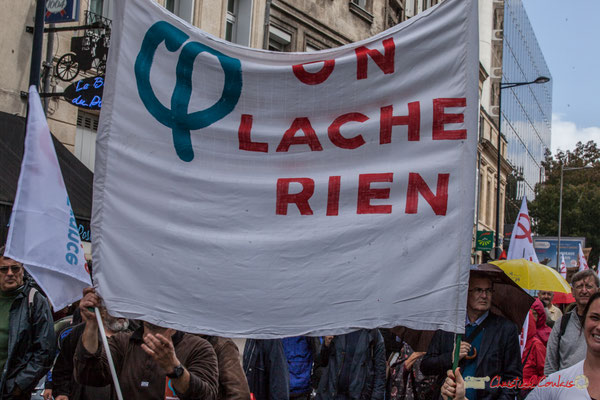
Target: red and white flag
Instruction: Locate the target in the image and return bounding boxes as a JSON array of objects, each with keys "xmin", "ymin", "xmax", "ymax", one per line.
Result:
[
  {"xmin": 578, "ymin": 243, "xmax": 589, "ymax": 272},
  {"xmin": 4, "ymin": 86, "xmax": 92, "ymax": 310},
  {"xmin": 506, "ymin": 196, "xmax": 539, "ymax": 263},
  {"xmin": 506, "ymin": 196, "xmax": 538, "ymax": 356},
  {"xmin": 560, "ymin": 254, "xmax": 568, "ymax": 279}
]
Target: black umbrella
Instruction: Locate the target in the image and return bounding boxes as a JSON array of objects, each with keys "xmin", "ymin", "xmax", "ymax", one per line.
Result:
[{"xmin": 391, "ymin": 263, "xmax": 535, "ymax": 352}]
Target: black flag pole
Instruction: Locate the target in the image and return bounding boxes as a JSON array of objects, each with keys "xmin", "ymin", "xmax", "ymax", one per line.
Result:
[{"xmin": 29, "ymin": 0, "xmax": 46, "ymax": 89}]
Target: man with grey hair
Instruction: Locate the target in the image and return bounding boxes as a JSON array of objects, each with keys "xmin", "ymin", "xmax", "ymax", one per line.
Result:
[{"xmin": 544, "ymin": 269, "xmax": 600, "ymax": 374}]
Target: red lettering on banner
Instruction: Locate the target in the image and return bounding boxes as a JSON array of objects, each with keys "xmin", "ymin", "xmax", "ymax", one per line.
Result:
[
  {"xmin": 276, "ymin": 178, "xmax": 315, "ymax": 215},
  {"xmin": 357, "ymin": 173, "xmax": 393, "ymax": 214},
  {"xmin": 292, "ymin": 60, "xmax": 336, "ymax": 85},
  {"xmin": 355, "ymin": 38, "xmax": 395, "ymax": 80},
  {"xmin": 238, "ymin": 114, "xmax": 268, "ymax": 152},
  {"xmin": 405, "ymin": 173, "xmax": 449, "ymax": 215},
  {"xmin": 328, "ymin": 113, "xmax": 369, "ymax": 149},
  {"xmin": 432, "ymin": 98, "xmax": 467, "ymax": 140},
  {"xmin": 327, "ymin": 176, "xmax": 341, "ymax": 216},
  {"xmin": 276, "ymin": 118, "xmax": 323, "ymax": 152},
  {"xmin": 379, "ymin": 102, "xmax": 421, "ymax": 143}
]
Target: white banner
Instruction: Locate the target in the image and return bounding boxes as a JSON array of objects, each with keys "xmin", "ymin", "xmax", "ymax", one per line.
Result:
[
  {"xmin": 5, "ymin": 86, "xmax": 92, "ymax": 310},
  {"xmin": 93, "ymin": 0, "xmax": 478, "ymax": 337}
]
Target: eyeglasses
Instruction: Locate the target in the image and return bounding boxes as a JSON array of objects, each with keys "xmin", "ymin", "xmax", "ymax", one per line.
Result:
[
  {"xmin": 469, "ymin": 288, "xmax": 494, "ymax": 296},
  {"xmin": 0, "ymin": 265, "xmax": 22, "ymax": 274},
  {"xmin": 573, "ymin": 283, "xmax": 597, "ymax": 291}
]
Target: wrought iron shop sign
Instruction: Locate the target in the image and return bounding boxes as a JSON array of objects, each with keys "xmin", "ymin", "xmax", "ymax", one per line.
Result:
[{"xmin": 63, "ymin": 76, "xmax": 103, "ymax": 110}]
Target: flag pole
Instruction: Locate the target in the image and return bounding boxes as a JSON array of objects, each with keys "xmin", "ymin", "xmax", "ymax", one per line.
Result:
[
  {"xmin": 94, "ymin": 307, "xmax": 124, "ymax": 400},
  {"xmin": 447, "ymin": 333, "xmax": 462, "ymax": 400}
]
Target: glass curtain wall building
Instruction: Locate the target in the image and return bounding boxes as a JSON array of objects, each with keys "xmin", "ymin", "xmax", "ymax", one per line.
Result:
[{"xmin": 502, "ymin": 0, "xmax": 552, "ymax": 207}]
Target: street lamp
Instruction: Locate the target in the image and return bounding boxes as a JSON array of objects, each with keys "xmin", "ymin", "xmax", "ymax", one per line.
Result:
[
  {"xmin": 494, "ymin": 76, "xmax": 550, "ymax": 259},
  {"xmin": 556, "ymin": 164, "xmax": 593, "ymax": 267}
]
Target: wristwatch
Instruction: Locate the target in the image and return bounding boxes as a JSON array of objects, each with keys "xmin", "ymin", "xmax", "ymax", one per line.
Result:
[{"xmin": 166, "ymin": 363, "xmax": 184, "ymax": 379}]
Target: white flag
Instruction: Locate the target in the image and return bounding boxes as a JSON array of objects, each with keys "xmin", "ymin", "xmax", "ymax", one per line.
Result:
[
  {"xmin": 560, "ymin": 254, "xmax": 567, "ymax": 279},
  {"xmin": 519, "ymin": 313, "xmax": 529, "ymax": 356},
  {"xmin": 506, "ymin": 196, "xmax": 539, "ymax": 263},
  {"xmin": 4, "ymin": 86, "xmax": 92, "ymax": 310},
  {"xmin": 578, "ymin": 243, "xmax": 589, "ymax": 272}
]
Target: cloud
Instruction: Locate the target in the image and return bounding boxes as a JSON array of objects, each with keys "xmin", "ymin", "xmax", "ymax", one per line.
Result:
[{"xmin": 551, "ymin": 114, "xmax": 600, "ymax": 155}]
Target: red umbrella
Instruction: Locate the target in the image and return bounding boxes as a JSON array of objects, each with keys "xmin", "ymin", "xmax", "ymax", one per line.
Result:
[{"xmin": 553, "ymin": 291, "xmax": 575, "ymax": 304}]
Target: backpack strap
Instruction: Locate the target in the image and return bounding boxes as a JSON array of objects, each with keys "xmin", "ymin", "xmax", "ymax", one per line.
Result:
[
  {"xmin": 556, "ymin": 312, "xmax": 571, "ymax": 365},
  {"xmin": 28, "ymin": 287, "xmax": 38, "ymax": 323}
]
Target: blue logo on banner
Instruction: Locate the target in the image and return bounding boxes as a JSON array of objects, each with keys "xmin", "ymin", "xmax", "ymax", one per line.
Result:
[{"xmin": 135, "ymin": 22, "xmax": 243, "ymax": 162}]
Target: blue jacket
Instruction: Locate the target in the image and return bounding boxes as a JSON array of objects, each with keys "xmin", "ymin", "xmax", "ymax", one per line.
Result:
[{"xmin": 282, "ymin": 336, "xmax": 315, "ymax": 395}]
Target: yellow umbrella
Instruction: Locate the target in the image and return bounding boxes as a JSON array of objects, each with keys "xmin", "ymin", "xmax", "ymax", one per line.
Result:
[{"xmin": 490, "ymin": 259, "xmax": 571, "ymax": 293}]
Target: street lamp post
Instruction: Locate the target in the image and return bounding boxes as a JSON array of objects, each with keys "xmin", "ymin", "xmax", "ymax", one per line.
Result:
[
  {"xmin": 556, "ymin": 164, "xmax": 593, "ymax": 267},
  {"xmin": 494, "ymin": 76, "xmax": 550, "ymax": 259}
]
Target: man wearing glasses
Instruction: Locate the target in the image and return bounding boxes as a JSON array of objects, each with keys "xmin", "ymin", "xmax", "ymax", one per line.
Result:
[
  {"xmin": 0, "ymin": 245, "xmax": 55, "ymax": 400},
  {"xmin": 544, "ymin": 269, "xmax": 599, "ymax": 375},
  {"xmin": 421, "ymin": 271, "xmax": 522, "ymax": 399}
]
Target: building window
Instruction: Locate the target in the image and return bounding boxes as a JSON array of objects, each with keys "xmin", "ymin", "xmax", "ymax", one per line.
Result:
[
  {"xmin": 268, "ymin": 25, "xmax": 291, "ymax": 52},
  {"xmin": 349, "ymin": 0, "xmax": 374, "ymax": 23},
  {"xmin": 165, "ymin": 0, "xmax": 176, "ymax": 13},
  {"xmin": 225, "ymin": 0, "xmax": 252, "ymax": 46},
  {"xmin": 225, "ymin": 0, "xmax": 238, "ymax": 42},
  {"xmin": 75, "ymin": 112, "xmax": 99, "ymax": 172},
  {"xmin": 89, "ymin": 0, "xmax": 113, "ymax": 19},
  {"xmin": 163, "ymin": 0, "xmax": 194, "ymax": 23}
]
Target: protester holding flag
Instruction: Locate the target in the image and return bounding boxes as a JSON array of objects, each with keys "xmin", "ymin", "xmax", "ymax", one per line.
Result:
[
  {"xmin": 545, "ymin": 269, "xmax": 599, "ymax": 375},
  {"xmin": 74, "ymin": 288, "xmax": 219, "ymax": 400},
  {"xmin": 49, "ymin": 305, "xmax": 132, "ymax": 400},
  {"xmin": 0, "ymin": 246, "xmax": 56, "ymax": 400},
  {"xmin": 421, "ymin": 271, "xmax": 522, "ymax": 399}
]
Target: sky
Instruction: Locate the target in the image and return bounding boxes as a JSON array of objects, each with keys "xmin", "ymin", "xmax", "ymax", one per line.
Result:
[{"xmin": 522, "ymin": 0, "xmax": 600, "ymax": 155}]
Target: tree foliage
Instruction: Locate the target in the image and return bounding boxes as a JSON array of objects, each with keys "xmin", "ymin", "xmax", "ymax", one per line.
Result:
[{"xmin": 529, "ymin": 141, "xmax": 600, "ymax": 266}]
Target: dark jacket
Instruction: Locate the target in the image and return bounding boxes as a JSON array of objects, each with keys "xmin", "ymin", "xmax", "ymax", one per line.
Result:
[
  {"xmin": 74, "ymin": 326, "xmax": 219, "ymax": 400},
  {"xmin": 420, "ymin": 312, "xmax": 523, "ymax": 399},
  {"xmin": 315, "ymin": 329, "xmax": 386, "ymax": 400},
  {"xmin": 52, "ymin": 322, "xmax": 117, "ymax": 400},
  {"xmin": 0, "ymin": 281, "xmax": 56, "ymax": 399},
  {"xmin": 199, "ymin": 335, "xmax": 250, "ymax": 400},
  {"xmin": 243, "ymin": 339, "xmax": 289, "ymax": 400}
]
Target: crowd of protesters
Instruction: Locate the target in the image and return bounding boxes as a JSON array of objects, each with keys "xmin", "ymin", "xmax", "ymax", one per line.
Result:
[{"xmin": 1, "ymin": 244, "xmax": 599, "ymax": 400}]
